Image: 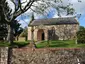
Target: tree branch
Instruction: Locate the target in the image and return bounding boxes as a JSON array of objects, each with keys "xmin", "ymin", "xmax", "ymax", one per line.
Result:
[
  {"xmin": 18, "ymin": 0, "xmax": 23, "ymax": 11},
  {"xmin": 21, "ymin": 0, "xmax": 27, "ymax": 4},
  {"xmin": 13, "ymin": 0, "xmax": 35, "ymax": 18}
]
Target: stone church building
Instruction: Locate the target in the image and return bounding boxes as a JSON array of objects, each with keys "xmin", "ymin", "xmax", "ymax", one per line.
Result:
[{"xmin": 28, "ymin": 17, "xmax": 79, "ymax": 41}]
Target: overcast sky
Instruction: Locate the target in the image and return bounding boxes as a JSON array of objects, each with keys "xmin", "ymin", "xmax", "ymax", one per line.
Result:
[{"xmin": 7, "ymin": 0, "xmax": 85, "ymax": 28}]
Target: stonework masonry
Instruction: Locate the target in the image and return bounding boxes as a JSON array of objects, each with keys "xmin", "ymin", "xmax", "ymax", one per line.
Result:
[
  {"xmin": 0, "ymin": 47, "xmax": 85, "ymax": 64},
  {"xmin": 0, "ymin": 47, "xmax": 8, "ymax": 64},
  {"xmin": 28, "ymin": 24, "xmax": 79, "ymax": 41},
  {"xmin": 12, "ymin": 48, "xmax": 85, "ymax": 64}
]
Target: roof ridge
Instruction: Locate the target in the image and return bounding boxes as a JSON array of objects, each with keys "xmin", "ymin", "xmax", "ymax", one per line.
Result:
[
  {"xmin": 29, "ymin": 17, "xmax": 78, "ymax": 26},
  {"xmin": 34, "ymin": 17, "xmax": 75, "ymax": 20}
]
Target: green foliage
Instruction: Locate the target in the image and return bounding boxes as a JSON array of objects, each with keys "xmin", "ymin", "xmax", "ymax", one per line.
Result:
[
  {"xmin": 79, "ymin": 26, "xmax": 85, "ymax": 31},
  {"xmin": 0, "ymin": 1, "xmax": 8, "ymax": 40},
  {"xmin": 0, "ymin": 23, "xmax": 8, "ymax": 40},
  {"xmin": 77, "ymin": 26, "xmax": 85, "ymax": 44},
  {"xmin": 13, "ymin": 20, "xmax": 23, "ymax": 37},
  {"xmin": 12, "ymin": 41, "xmax": 29, "ymax": 48},
  {"xmin": 20, "ymin": 27, "xmax": 28, "ymax": 37}
]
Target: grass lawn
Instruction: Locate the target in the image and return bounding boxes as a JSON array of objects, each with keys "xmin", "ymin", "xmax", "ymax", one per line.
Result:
[
  {"xmin": 36, "ymin": 40, "xmax": 85, "ymax": 48},
  {"xmin": 0, "ymin": 40, "xmax": 85, "ymax": 48},
  {"xmin": 0, "ymin": 41, "xmax": 29, "ymax": 47},
  {"xmin": 0, "ymin": 41, "xmax": 10, "ymax": 47}
]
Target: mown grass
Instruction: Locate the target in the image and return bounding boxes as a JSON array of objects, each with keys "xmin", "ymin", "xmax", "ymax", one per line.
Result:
[
  {"xmin": 0, "ymin": 41, "xmax": 10, "ymax": 47},
  {"xmin": 0, "ymin": 40, "xmax": 85, "ymax": 48},
  {"xmin": 36, "ymin": 40, "xmax": 85, "ymax": 48},
  {"xmin": 0, "ymin": 41, "xmax": 29, "ymax": 47}
]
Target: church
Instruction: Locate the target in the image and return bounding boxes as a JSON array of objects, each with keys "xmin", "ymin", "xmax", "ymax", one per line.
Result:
[{"xmin": 28, "ymin": 17, "xmax": 79, "ymax": 41}]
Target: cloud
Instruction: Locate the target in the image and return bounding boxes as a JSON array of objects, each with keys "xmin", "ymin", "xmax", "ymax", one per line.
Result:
[
  {"xmin": 72, "ymin": 1, "xmax": 85, "ymax": 15},
  {"xmin": 71, "ymin": 0, "xmax": 78, "ymax": 3},
  {"xmin": 53, "ymin": 0, "xmax": 85, "ymax": 17},
  {"xmin": 6, "ymin": 0, "xmax": 85, "ymax": 27},
  {"xmin": 67, "ymin": 0, "xmax": 85, "ymax": 15},
  {"xmin": 7, "ymin": 0, "xmax": 85, "ymax": 15}
]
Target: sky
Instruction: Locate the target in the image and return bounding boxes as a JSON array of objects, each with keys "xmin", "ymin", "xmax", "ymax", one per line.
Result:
[
  {"xmin": 7, "ymin": 0, "xmax": 85, "ymax": 28},
  {"xmin": 72, "ymin": 0, "xmax": 85, "ymax": 27}
]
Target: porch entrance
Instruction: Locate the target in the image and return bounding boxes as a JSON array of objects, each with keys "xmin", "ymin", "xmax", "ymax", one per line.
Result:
[{"xmin": 37, "ymin": 29, "xmax": 45, "ymax": 41}]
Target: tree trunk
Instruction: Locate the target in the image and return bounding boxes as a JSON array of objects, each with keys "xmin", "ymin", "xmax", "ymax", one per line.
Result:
[
  {"xmin": 25, "ymin": 35, "xmax": 27, "ymax": 41},
  {"xmin": 7, "ymin": 47, "xmax": 13, "ymax": 64},
  {"xmin": 7, "ymin": 24, "xmax": 14, "ymax": 44},
  {"xmin": 16, "ymin": 35, "xmax": 19, "ymax": 41},
  {"xmin": 6, "ymin": 22, "xmax": 14, "ymax": 64}
]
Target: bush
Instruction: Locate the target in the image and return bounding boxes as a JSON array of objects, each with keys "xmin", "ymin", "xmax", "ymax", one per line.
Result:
[{"xmin": 77, "ymin": 29, "xmax": 85, "ymax": 44}]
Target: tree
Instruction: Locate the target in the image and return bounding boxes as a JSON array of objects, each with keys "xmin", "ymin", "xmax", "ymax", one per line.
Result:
[
  {"xmin": 1, "ymin": 0, "xmax": 80, "ymax": 44},
  {"xmin": 0, "ymin": 0, "xmax": 81, "ymax": 64},
  {"xmin": 0, "ymin": 0, "xmax": 34, "ymax": 43},
  {"xmin": 0, "ymin": 23, "xmax": 8, "ymax": 40},
  {"xmin": 13, "ymin": 20, "xmax": 23, "ymax": 41},
  {"xmin": 77, "ymin": 26, "xmax": 85, "ymax": 44},
  {"xmin": 32, "ymin": 0, "xmax": 76, "ymax": 17},
  {"xmin": 20, "ymin": 27, "xmax": 28, "ymax": 41},
  {"xmin": 0, "ymin": 1, "xmax": 36, "ymax": 63},
  {"xmin": 0, "ymin": 0, "xmax": 8, "ymax": 41},
  {"xmin": 79, "ymin": 26, "xmax": 85, "ymax": 31},
  {"xmin": 28, "ymin": 13, "xmax": 36, "ymax": 47}
]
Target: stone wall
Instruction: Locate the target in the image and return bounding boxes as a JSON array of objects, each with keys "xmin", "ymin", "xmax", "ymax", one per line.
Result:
[
  {"xmin": 54, "ymin": 24, "xmax": 79, "ymax": 40},
  {"xmin": 0, "ymin": 47, "xmax": 8, "ymax": 64},
  {"xmin": 12, "ymin": 48, "xmax": 85, "ymax": 64},
  {"xmin": 0, "ymin": 47, "xmax": 85, "ymax": 64},
  {"xmin": 28, "ymin": 24, "xmax": 79, "ymax": 41}
]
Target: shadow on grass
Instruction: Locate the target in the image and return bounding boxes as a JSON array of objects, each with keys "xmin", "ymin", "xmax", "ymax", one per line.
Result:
[
  {"xmin": 1, "ymin": 40, "xmax": 85, "ymax": 48},
  {"xmin": 49, "ymin": 41, "xmax": 69, "ymax": 47},
  {"xmin": 36, "ymin": 40, "xmax": 75, "ymax": 48},
  {"xmin": 0, "ymin": 41, "xmax": 10, "ymax": 47},
  {"xmin": 11, "ymin": 41, "xmax": 29, "ymax": 48}
]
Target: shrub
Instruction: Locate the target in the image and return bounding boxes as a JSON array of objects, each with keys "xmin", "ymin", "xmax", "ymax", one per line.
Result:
[{"xmin": 77, "ymin": 29, "xmax": 85, "ymax": 44}]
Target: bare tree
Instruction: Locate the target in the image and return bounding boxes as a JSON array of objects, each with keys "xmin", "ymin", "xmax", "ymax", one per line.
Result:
[
  {"xmin": 0, "ymin": 0, "xmax": 81, "ymax": 64},
  {"xmin": 1, "ymin": 0, "xmax": 80, "ymax": 44},
  {"xmin": 1, "ymin": 0, "xmax": 35, "ymax": 43}
]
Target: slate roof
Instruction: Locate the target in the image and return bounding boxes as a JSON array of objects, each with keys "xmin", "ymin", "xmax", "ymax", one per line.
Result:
[{"xmin": 29, "ymin": 17, "xmax": 79, "ymax": 26}]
